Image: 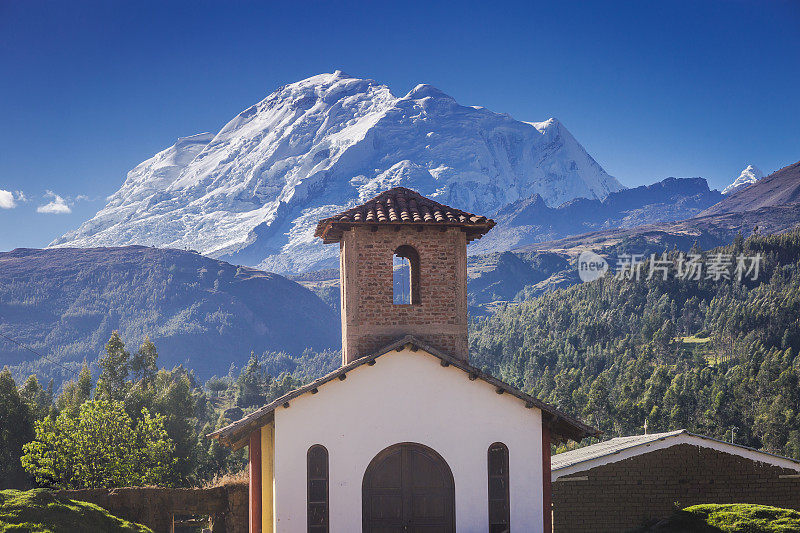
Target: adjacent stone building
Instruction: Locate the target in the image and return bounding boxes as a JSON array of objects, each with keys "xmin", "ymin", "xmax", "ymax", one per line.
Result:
[
  {"xmin": 551, "ymin": 430, "xmax": 800, "ymax": 533},
  {"xmin": 209, "ymin": 187, "xmax": 598, "ymax": 533}
]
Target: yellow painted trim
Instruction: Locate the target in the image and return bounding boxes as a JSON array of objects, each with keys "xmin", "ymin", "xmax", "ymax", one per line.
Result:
[{"xmin": 261, "ymin": 422, "xmax": 275, "ymax": 533}]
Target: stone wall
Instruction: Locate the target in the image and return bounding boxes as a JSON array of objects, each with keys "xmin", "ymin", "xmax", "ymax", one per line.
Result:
[
  {"xmin": 340, "ymin": 225, "xmax": 468, "ymax": 363},
  {"xmin": 552, "ymin": 443, "xmax": 800, "ymax": 532},
  {"xmin": 56, "ymin": 483, "xmax": 248, "ymax": 533}
]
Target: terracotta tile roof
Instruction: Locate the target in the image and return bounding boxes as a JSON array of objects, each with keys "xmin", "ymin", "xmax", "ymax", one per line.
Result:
[
  {"xmin": 314, "ymin": 187, "xmax": 495, "ymax": 243},
  {"xmin": 207, "ymin": 335, "xmax": 599, "ymax": 450}
]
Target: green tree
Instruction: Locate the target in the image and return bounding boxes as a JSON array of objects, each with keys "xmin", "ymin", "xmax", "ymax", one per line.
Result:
[
  {"xmin": 125, "ymin": 366, "xmax": 201, "ymax": 485},
  {"xmin": 0, "ymin": 369, "xmax": 35, "ymax": 488},
  {"xmin": 21, "ymin": 398, "xmax": 176, "ymax": 489},
  {"xmin": 235, "ymin": 353, "xmax": 264, "ymax": 408},
  {"xmin": 96, "ymin": 331, "xmax": 130, "ymax": 401},
  {"xmin": 56, "ymin": 362, "xmax": 93, "ymax": 416},
  {"xmin": 131, "ymin": 337, "xmax": 158, "ymax": 386},
  {"xmin": 205, "ymin": 376, "xmax": 230, "ymax": 401},
  {"xmin": 18, "ymin": 375, "xmax": 54, "ymax": 420}
]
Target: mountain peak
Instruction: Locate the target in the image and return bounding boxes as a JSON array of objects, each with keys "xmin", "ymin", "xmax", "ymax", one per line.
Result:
[
  {"xmin": 52, "ymin": 74, "xmax": 623, "ymax": 273},
  {"xmin": 529, "ymin": 117, "xmax": 560, "ymax": 130},
  {"xmin": 294, "ymin": 70, "xmax": 357, "ymax": 85},
  {"xmin": 404, "ymin": 83, "xmax": 452, "ymax": 101},
  {"xmin": 722, "ymin": 164, "xmax": 764, "ymax": 195},
  {"xmin": 701, "ymin": 160, "xmax": 800, "ymax": 216}
]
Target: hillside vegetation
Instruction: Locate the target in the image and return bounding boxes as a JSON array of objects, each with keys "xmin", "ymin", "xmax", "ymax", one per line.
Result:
[
  {"xmin": 0, "ymin": 489, "xmax": 152, "ymax": 533},
  {"xmin": 470, "ymin": 229, "xmax": 800, "ymax": 457},
  {"xmin": 1, "ymin": 330, "xmax": 336, "ymax": 489},
  {"xmin": 0, "ymin": 246, "xmax": 339, "ymax": 383},
  {"xmin": 631, "ymin": 504, "xmax": 800, "ymax": 532}
]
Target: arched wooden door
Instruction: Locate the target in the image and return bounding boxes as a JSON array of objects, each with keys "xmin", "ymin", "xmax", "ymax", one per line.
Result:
[{"xmin": 362, "ymin": 443, "xmax": 455, "ymax": 533}]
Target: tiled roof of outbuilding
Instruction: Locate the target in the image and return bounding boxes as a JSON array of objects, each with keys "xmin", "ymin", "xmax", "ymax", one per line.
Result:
[
  {"xmin": 314, "ymin": 187, "xmax": 495, "ymax": 243},
  {"xmin": 551, "ymin": 429, "xmax": 800, "ymax": 475},
  {"xmin": 551, "ymin": 431, "xmax": 687, "ymax": 470}
]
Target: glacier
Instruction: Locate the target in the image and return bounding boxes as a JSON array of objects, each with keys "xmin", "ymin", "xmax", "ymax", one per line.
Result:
[{"xmin": 51, "ymin": 71, "xmax": 624, "ymax": 273}]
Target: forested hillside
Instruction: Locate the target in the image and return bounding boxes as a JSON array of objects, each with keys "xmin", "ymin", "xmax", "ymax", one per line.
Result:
[
  {"xmin": 0, "ymin": 330, "xmax": 338, "ymax": 489},
  {"xmin": 0, "ymin": 247, "xmax": 339, "ymax": 383},
  {"xmin": 470, "ymin": 229, "xmax": 800, "ymax": 458}
]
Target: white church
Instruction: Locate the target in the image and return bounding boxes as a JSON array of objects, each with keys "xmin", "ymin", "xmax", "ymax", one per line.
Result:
[{"xmin": 209, "ymin": 187, "xmax": 597, "ymax": 533}]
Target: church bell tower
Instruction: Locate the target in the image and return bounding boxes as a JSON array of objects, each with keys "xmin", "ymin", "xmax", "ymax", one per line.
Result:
[{"xmin": 315, "ymin": 187, "xmax": 495, "ymax": 365}]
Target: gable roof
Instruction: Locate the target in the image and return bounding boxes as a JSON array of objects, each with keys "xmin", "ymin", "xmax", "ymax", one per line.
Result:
[
  {"xmin": 314, "ymin": 187, "xmax": 495, "ymax": 243},
  {"xmin": 207, "ymin": 335, "xmax": 599, "ymax": 449},
  {"xmin": 552, "ymin": 429, "xmax": 800, "ymax": 480},
  {"xmin": 552, "ymin": 430, "xmax": 686, "ymax": 471}
]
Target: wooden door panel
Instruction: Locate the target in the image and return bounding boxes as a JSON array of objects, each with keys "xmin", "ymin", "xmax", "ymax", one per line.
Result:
[
  {"xmin": 363, "ymin": 443, "xmax": 455, "ymax": 533},
  {"xmin": 411, "ymin": 493, "xmax": 447, "ymax": 519},
  {"xmin": 369, "ymin": 494, "xmax": 403, "ymax": 519},
  {"xmin": 372, "ymin": 449, "xmax": 403, "ymax": 488}
]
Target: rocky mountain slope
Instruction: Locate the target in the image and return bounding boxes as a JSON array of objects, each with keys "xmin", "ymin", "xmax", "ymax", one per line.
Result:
[
  {"xmin": 470, "ymin": 176, "xmax": 723, "ymax": 254},
  {"xmin": 513, "ymin": 160, "xmax": 800, "ymax": 260},
  {"xmin": 700, "ymin": 160, "xmax": 800, "ymax": 216},
  {"xmin": 467, "ymin": 160, "xmax": 800, "ymax": 310},
  {"xmin": 51, "ymin": 72, "xmax": 623, "ymax": 273},
  {"xmin": 0, "ymin": 247, "xmax": 339, "ymax": 383}
]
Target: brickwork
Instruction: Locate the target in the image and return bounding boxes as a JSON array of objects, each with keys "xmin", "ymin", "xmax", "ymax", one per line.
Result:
[
  {"xmin": 56, "ymin": 484, "xmax": 248, "ymax": 533},
  {"xmin": 552, "ymin": 443, "xmax": 800, "ymax": 533},
  {"xmin": 340, "ymin": 225, "xmax": 468, "ymax": 363}
]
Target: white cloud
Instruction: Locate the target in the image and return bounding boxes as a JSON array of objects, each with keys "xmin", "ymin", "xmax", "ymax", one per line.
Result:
[
  {"xmin": 15, "ymin": 191, "xmax": 28, "ymax": 203},
  {"xmin": 37, "ymin": 191, "xmax": 72, "ymax": 214},
  {"xmin": 0, "ymin": 189, "xmax": 16, "ymax": 209}
]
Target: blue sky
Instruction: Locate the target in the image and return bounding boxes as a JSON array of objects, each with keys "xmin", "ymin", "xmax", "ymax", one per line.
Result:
[{"xmin": 1, "ymin": 0, "xmax": 798, "ymax": 251}]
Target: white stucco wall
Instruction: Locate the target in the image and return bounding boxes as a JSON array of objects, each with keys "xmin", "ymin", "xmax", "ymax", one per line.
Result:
[{"xmin": 272, "ymin": 347, "xmax": 545, "ymax": 532}]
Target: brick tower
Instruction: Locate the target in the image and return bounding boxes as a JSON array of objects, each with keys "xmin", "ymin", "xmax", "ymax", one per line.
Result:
[{"xmin": 315, "ymin": 187, "xmax": 495, "ymax": 364}]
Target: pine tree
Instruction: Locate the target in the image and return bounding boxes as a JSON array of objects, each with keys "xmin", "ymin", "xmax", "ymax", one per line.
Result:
[
  {"xmin": 96, "ymin": 331, "xmax": 130, "ymax": 400},
  {"xmin": 131, "ymin": 337, "xmax": 158, "ymax": 386},
  {"xmin": 77, "ymin": 361, "xmax": 92, "ymax": 399},
  {"xmin": 56, "ymin": 362, "xmax": 92, "ymax": 415},
  {"xmin": 236, "ymin": 353, "xmax": 264, "ymax": 408},
  {"xmin": 0, "ymin": 368, "xmax": 35, "ymax": 489},
  {"xmin": 18, "ymin": 375, "xmax": 53, "ymax": 420}
]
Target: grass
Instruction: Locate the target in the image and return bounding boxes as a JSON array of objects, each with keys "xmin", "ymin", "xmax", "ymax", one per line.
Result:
[
  {"xmin": 630, "ymin": 503, "xmax": 800, "ymax": 532},
  {"xmin": 680, "ymin": 334, "xmax": 712, "ymax": 344},
  {"xmin": 690, "ymin": 504, "xmax": 800, "ymax": 532},
  {"xmin": 202, "ymin": 467, "xmax": 248, "ymax": 488},
  {"xmin": 0, "ymin": 489, "xmax": 153, "ymax": 533},
  {"xmin": 678, "ymin": 334, "xmax": 723, "ymax": 365}
]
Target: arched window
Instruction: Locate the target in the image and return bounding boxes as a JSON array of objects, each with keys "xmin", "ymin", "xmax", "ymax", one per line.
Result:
[
  {"xmin": 393, "ymin": 245, "xmax": 420, "ymax": 305},
  {"xmin": 488, "ymin": 442, "xmax": 510, "ymax": 533},
  {"xmin": 307, "ymin": 445, "xmax": 329, "ymax": 532}
]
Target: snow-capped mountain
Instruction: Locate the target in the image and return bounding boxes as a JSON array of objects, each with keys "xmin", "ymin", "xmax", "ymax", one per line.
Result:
[
  {"xmin": 52, "ymin": 71, "xmax": 624, "ymax": 273},
  {"xmin": 722, "ymin": 164, "xmax": 763, "ymax": 195}
]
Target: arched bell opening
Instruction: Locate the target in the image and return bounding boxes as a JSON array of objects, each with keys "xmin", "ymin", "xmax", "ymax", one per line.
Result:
[{"xmin": 393, "ymin": 245, "xmax": 421, "ymax": 305}]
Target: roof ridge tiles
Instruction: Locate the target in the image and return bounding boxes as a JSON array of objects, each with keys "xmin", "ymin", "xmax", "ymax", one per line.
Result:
[{"xmin": 315, "ymin": 187, "xmax": 495, "ymax": 243}]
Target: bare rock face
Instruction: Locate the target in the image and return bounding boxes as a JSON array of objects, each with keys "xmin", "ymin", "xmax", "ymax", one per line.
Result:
[
  {"xmin": 51, "ymin": 72, "xmax": 622, "ymax": 273},
  {"xmin": 471, "ymin": 176, "xmax": 723, "ymax": 254}
]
